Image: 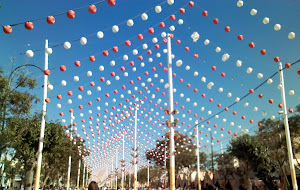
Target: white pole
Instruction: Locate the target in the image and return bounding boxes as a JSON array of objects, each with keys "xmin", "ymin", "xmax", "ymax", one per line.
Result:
[
  {"xmin": 147, "ymin": 160, "xmax": 150, "ymax": 188},
  {"xmin": 82, "ymin": 163, "xmax": 86, "ymax": 189},
  {"xmin": 164, "ymin": 144, "xmax": 167, "ymax": 189},
  {"xmin": 66, "ymin": 112, "xmax": 73, "ymax": 190},
  {"xmin": 279, "ymin": 62, "xmax": 298, "ymax": 190},
  {"xmin": 116, "ymin": 150, "xmax": 118, "ymax": 190},
  {"xmin": 167, "ymin": 34, "xmax": 175, "ymax": 190},
  {"xmin": 196, "ymin": 121, "xmax": 201, "ymax": 190},
  {"xmin": 34, "ymin": 39, "xmax": 49, "ymax": 190},
  {"xmin": 122, "ymin": 134, "xmax": 125, "ymax": 190},
  {"xmin": 134, "ymin": 106, "xmax": 138, "ymax": 190},
  {"xmin": 77, "ymin": 160, "xmax": 81, "ymax": 189}
]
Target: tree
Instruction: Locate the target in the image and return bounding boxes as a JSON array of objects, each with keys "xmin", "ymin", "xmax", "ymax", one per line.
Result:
[
  {"xmin": 229, "ymin": 134, "xmax": 278, "ymax": 190},
  {"xmin": 215, "ymin": 152, "xmax": 237, "ymax": 186}
]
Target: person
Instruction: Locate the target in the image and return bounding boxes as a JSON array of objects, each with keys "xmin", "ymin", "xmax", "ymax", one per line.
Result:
[{"xmin": 88, "ymin": 181, "xmax": 99, "ymax": 190}]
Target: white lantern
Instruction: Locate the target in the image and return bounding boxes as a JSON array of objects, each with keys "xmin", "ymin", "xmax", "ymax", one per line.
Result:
[
  {"xmin": 115, "ymin": 76, "xmax": 120, "ymax": 81},
  {"xmin": 97, "ymin": 31, "xmax": 104, "ymax": 38},
  {"xmin": 216, "ymin": 47, "xmax": 221, "ymax": 53},
  {"xmin": 172, "ymin": 54, "xmax": 175, "ymax": 59},
  {"xmin": 161, "ymin": 32, "xmax": 167, "ymax": 38},
  {"xmin": 148, "ymin": 58, "xmax": 153, "ymax": 62},
  {"xmin": 123, "ymin": 55, "xmax": 128, "ymax": 61},
  {"xmin": 124, "ymin": 72, "xmax": 128, "ymax": 77},
  {"xmin": 156, "ymin": 53, "xmax": 161, "ymax": 58},
  {"xmin": 230, "ymin": 122, "xmax": 234, "ymax": 126},
  {"xmin": 47, "ymin": 84, "xmax": 53, "ymax": 91},
  {"xmin": 186, "ymin": 98, "xmax": 190, "ymax": 102},
  {"xmin": 193, "ymin": 102, "xmax": 197, "ymax": 106},
  {"xmin": 97, "ymin": 86, "xmax": 101, "ymax": 91},
  {"xmin": 219, "ymin": 88, "xmax": 223, "ymax": 92},
  {"xmin": 204, "ymin": 39, "xmax": 210, "ymax": 45},
  {"xmin": 163, "ymin": 49, "xmax": 168, "ymax": 53},
  {"xmin": 141, "ymin": 62, "xmax": 145, "ymax": 67},
  {"xmin": 112, "ymin": 25, "xmax": 119, "ymax": 33},
  {"xmin": 57, "ymin": 104, "xmax": 61, "ymax": 108},
  {"xmin": 46, "ymin": 48, "xmax": 53, "ymax": 54},
  {"xmin": 99, "ymin": 65, "xmax": 104, "ymax": 71},
  {"xmin": 237, "ymin": 0, "xmax": 243, "ymax": 7},
  {"xmin": 63, "ymin": 42, "xmax": 71, "ymax": 49},
  {"xmin": 87, "ymin": 90, "xmax": 92, "ymax": 95},
  {"xmin": 78, "ymin": 95, "xmax": 82, "ymax": 99},
  {"xmin": 222, "ymin": 53, "xmax": 230, "ymax": 62},
  {"xmin": 152, "ymin": 37, "xmax": 158, "ymax": 43},
  {"xmin": 235, "ymin": 97, "xmax": 240, "ymax": 102},
  {"xmin": 74, "ymin": 76, "xmax": 79, "ymax": 81},
  {"xmin": 155, "ymin": 6, "xmax": 162, "ymax": 13},
  {"xmin": 127, "ymin": 19, "xmax": 134, "ymax": 27},
  {"xmin": 271, "ymin": 115, "xmax": 276, "ymax": 120},
  {"xmin": 176, "ymin": 60, "xmax": 183, "ymax": 67},
  {"xmin": 143, "ymin": 44, "xmax": 148, "ymax": 49},
  {"xmin": 288, "ymin": 32, "xmax": 296, "ymax": 39},
  {"xmin": 274, "ymin": 24, "xmax": 281, "ymax": 31},
  {"xmin": 167, "ymin": 0, "xmax": 174, "ymax": 5},
  {"xmin": 132, "ymin": 67, "xmax": 136, "ymax": 72},
  {"xmin": 267, "ymin": 78, "xmax": 273, "ymax": 84},
  {"xmin": 289, "ymin": 90, "xmax": 295, "ymax": 96},
  {"xmin": 257, "ymin": 73, "xmax": 263, "ymax": 79},
  {"xmin": 236, "ymin": 60, "xmax": 242, "ymax": 67},
  {"xmin": 227, "ymin": 93, "xmax": 232, "ymax": 97},
  {"xmin": 160, "ymin": 79, "xmax": 164, "ymax": 83},
  {"xmin": 250, "ymin": 9, "xmax": 257, "ymax": 16},
  {"xmin": 110, "ymin": 60, "xmax": 115, "ymax": 66},
  {"xmin": 194, "ymin": 71, "xmax": 198, "ymax": 76},
  {"xmin": 263, "ymin": 17, "xmax": 269, "ymax": 24},
  {"xmin": 253, "ymin": 107, "xmax": 258, "ymax": 111},
  {"xmin": 244, "ymin": 102, "xmax": 249, "ymax": 107},
  {"xmin": 80, "ymin": 37, "xmax": 87, "ymax": 45},
  {"xmin": 201, "ymin": 107, "xmax": 205, "ymax": 111},
  {"xmin": 141, "ymin": 13, "xmax": 148, "ymax": 20},
  {"xmin": 170, "ymin": 25, "xmax": 175, "ymax": 31},
  {"xmin": 133, "ymin": 49, "xmax": 138, "ymax": 55},
  {"xmin": 106, "ymin": 80, "xmax": 111, "ymax": 85},
  {"xmin": 178, "ymin": 19, "xmax": 184, "ymax": 25},
  {"xmin": 223, "ymin": 119, "xmax": 227, "ymax": 122},
  {"xmin": 191, "ymin": 32, "xmax": 200, "ymax": 42},
  {"xmin": 26, "ymin": 50, "xmax": 34, "ymax": 58},
  {"xmin": 61, "ymin": 80, "xmax": 67, "ymax": 86},
  {"xmin": 215, "ymin": 115, "xmax": 219, "ymax": 118},
  {"xmin": 246, "ymin": 67, "xmax": 253, "ymax": 74},
  {"xmin": 62, "ymin": 119, "xmax": 66, "ymax": 123},
  {"xmin": 87, "ymin": 71, "xmax": 92, "ymax": 77},
  {"xmin": 68, "ymin": 99, "xmax": 72, "ymax": 104},
  {"xmin": 262, "ymin": 112, "xmax": 267, "ymax": 116},
  {"xmin": 208, "ymin": 111, "xmax": 212, "ymax": 115}
]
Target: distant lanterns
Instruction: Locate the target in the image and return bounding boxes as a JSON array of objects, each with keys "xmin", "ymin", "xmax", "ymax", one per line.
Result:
[
  {"xmin": 88, "ymin": 4, "xmax": 97, "ymax": 13},
  {"xmin": 26, "ymin": 50, "xmax": 34, "ymax": 58},
  {"xmin": 67, "ymin": 10, "xmax": 75, "ymax": 19},
  {"xmin": 47, "ymin": 16, "xmax": 55, "ymax": 24},
  {"xmin": 25, "ymin": 21, "xmax": 34, "ymax": 30}
]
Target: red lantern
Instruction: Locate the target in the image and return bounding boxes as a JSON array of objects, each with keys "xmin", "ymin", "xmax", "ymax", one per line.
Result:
[
  {"xmin": 57, "ymin": 95, "xmax": 62, "ymax": 99},
  {"xmin": 155, "ymin": 44, "xmax": 160, "ymax": 49},
  {"xmin": 250, "ymin": 120, "xmax": 254, "ymax": 123},
  {"xmin": 209, "ymin": 98, "xmax": 213, "ymax": 102},
  {"xmin": 68, "ymin": 91, "xmax": 73, "ymax": 96},
  {"xmin": 25, "ymin": 21, "xmax": 34, "ymax": 30},
  {"xmin": 112, "ymin": 46, "xmax": 118, "ymax": 53},
  {"xmin": 234, "ymin": 133, "xmax": 238, "ymax": 136},
  {"xmin": 225, "ymin": 107, "xmax": 229, "ymax": 111},
  {"xmin": 137, "ymin": 34, "xmax": 143, "ymax": 40},
  {"xmin": 188, "ymin": 1, "xmax": 194, "ymax": 7},
  {"xmin": 260, "ymin": 49, "xmax": 266, "ymax": 55},
  {"xmin": 148, "ymin": 27, "xmax": 154, "ymax": 34},
  {"xmin": 269, "ymin": 99, "xmax": 274, "ymax": 104},
  {"xmin": 74, "ymin": 61, "xmax": 81, "ymax": 67},
  {"xmin": 44, "ymin": 70, "xmax": 50, "ymax": 75},
  {"xmin": 298, "ymin": 69, "xmax": 300, "ymax": 75},
  {"xmin": 241, "ymin": 116, "xmax": 245, "ymax": 120},
  {"xmin": 289, "ymin": 108, "xmax": 293, "ymax": 113},
  {"xmin": 159, "ymin": 22, "xmax": 165, "ymax": 28},
  {"xmin": 224, "ymin": 26, "xmax": 230, "ymax": 32},
  {"xmin": 45, "ymin": 98, "xmax": 50, "ymax": 103},
  {"xmin": 237, "ymin": 35, "xmax": 243, "ymax": 40},
  {"xmin": 170, "ymin": 15, "xmax": 176, "ymax": 20},
  {"xmin": 103, "ymin": 50, "xmax": 109, "ymax": 56},
  {"xmin": 108, "ymin": 0, "xmax": 116, "ymax": 6},
  {"xmin": 60, "ymin": 112, "xmax": 64, "ymax": 116},
  {"xmin": 249, "ymin": 42, "xmax": 255, "ymax": 48},
  {"xmin": 179, "ymin": 8, "xmax": 185, "ymax": 14},
  {"xmin": 3, "ymin": 25, "xmax": 12, "ymax": 34},
  {"xmin": 211, "ymin": 66, "xmax": 216, "ymax": 71},
  {"xmin": 258, "ymin": 94, "xmax": 263, "ymax": 98},
  {"xmin": 47, "ymin": 16, "xmax": 55, "ymax": 24},
  {"xmin": 202, "ymin": 11, "xmax": 208, "ymax": 17},
  {"xmin": 217, "ymin": 104, "xmax": 221, "ymax": 107},
  {"xmin": 285, "ymin": 63, "xmax": 291, "ymax": 68},
  {"xmin": 274, "ymin": 56, "xmax": 280, "ymax": 62},
  {"xmin": 258, "ymin": 123, "xmax": 262, "ymax": 127},
  {"xmin": 89, "ymin": 56, "xmax": 95, "ymax": 62},
  {"xmin": 221, "ymin": 72, "xmax": 225, "ymax": 77},
  {"xmin": 194, "ymin": 54, "xmax": 199, "ymax": 59},
  {"xmin": 249, "ymin": 89, "xmax": 254, "ymax": 93},
  {"xmin": 67, "ymin": 10, "xmax": 75, "ymax": 19},
  {"xmin": 59, "ymin": 65, "xmax": 66, "ymax": 72},
  {"xmin": 125, "ymin": 40, "xmax": 131, "ymax": 46},
  {"xmin": 233, "ymin": 111, "xmax": 237, "ymax": 115},
  {"xmin": 213, "ymin": 18, "xmax": 219, "ymax": 24},
  {"xmin": 88, "ymin": 4, "xmax": 97, "ymax": 13},
  {"xmin": 185, "ymin": 47, "xmax": 190, "ymax": 51},
  {"xmin": 228, "ymin": 131, "xmax": 232, "ymax": 134}
]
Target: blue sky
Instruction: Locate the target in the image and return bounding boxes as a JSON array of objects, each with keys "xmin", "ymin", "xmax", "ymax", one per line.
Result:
[{"xmin": 1, "ymin": 0, "xmax": 300, "ymax": 179}]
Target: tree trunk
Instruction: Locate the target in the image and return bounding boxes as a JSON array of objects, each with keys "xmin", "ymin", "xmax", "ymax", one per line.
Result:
[{"xmin": 24, "ymin": 166, "xmax": 34, "ymax": 190}]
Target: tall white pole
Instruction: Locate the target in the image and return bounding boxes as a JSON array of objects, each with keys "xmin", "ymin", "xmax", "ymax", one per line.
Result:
[
  {"xmin": 77, "ymin": 160, "xmax": 81, "ymax": 189},
  {"xmin": 66, "ymin": 112, "xmax": 73, "ymax": 190},
  {"xmin": 167, "ymin": 34, "xmax": 175, "ymax": 190},
  {"xmin": 122, "ymin": 134, "xmax": 125, "ymax": 190},
  {"xmin": 279, "ymin": 62, "xmax": 298, "ymax": 190},
  {"xmin": 82, "ymin": 163, "xmax": 86, "ymax": 189},
  {"xmin": 134, "ymin": 106, "xmax": 138, "ymax": 190},
  {"xmin": 116, "ymin": 150, "xmax": 118, "ymax": 190},
  {"xmin": 34, "ymin": 39, "xmax": 49, "ymax": 190},
  {"xmin": 196, "ymin": 121, "xmax": 201, "ymax": 190},
  {"xmin": 147, "ymin": 160, "xmax": 150, "ymax": 188}
]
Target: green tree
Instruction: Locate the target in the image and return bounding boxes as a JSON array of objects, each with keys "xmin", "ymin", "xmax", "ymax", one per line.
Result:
[
  {"xmin": 215, "ymin": 152, "xmax": 237, "ymax": 187},
  {"xmin": 229, "ymin": 134, "xmax": 277, "ymax": 190}
]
